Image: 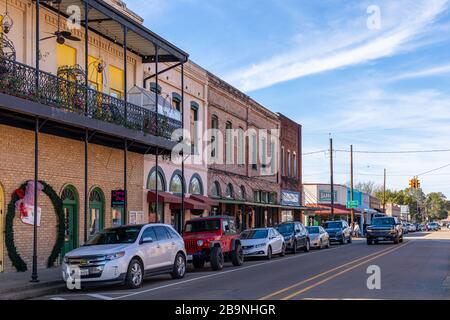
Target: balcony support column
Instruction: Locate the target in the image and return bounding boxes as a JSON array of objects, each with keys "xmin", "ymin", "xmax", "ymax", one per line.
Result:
[
  {"xmin": 155, "ymin": 44, "xmax": 159, "ymax": 221},
  {"xmin": 124, "ymin": 139, "xmax": 128, "ymax": 224},
  {"xmin": 123, "ymin": 26, "xmax": 128, "ymax": 121},
  {"xmin": 84, "ymin": 1, "xmax": 90, "ymax": 116},
  {"xmin": 31, "ymin": 117, "xmax": 39, "ymax": 283},
  {"xmin": 84, "ymin": 129, "xmax": 89, "ymax": 243},
  {"xmin": 181, "ymin": 63, "xmax": 185, "ymax": 230}
]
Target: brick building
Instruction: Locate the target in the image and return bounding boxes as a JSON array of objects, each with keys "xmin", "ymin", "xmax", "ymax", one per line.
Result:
[
  {"xmin": 0, "ymin": 0, "xmax": 188, "ymax": 273},
  {"xmin": 278, "ymin": 113, "xmax": 303, "ymax": 222},
  {"xmin": 207, "ymin": 72, "xmax": 281, "ymax": 230}
]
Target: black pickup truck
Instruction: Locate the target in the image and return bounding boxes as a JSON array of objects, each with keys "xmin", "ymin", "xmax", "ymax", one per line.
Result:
[{"xmin": 366, "ymin": 217, "xmax": 403, "ymax": 245}]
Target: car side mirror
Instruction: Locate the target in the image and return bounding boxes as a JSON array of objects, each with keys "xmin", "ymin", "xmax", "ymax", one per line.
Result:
[{"xmin": 140, "ymin": 237, "xmax": 153, "ymax": 244}]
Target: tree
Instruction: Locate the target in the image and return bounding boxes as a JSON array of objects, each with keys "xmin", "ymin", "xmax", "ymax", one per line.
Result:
[
  {"xmin": 425, "ymin": 192, "xmax": 449, "ymax": 220},
  {"xmin": 354, "ymin": 181, "xmax": 378, "ymax": 195}
]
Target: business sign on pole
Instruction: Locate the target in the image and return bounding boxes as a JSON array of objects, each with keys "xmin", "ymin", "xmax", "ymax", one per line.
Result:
[
  {"xmin": 281, "ymin": 190, "xmax": 300, "ymax": 206},
  {"xmin": 111, "ymin": 190, "xmax": 127, "ymax": 207},
  {"xmin": 346, "ymin": 200, "xmax": 359, "ymax": 209}
]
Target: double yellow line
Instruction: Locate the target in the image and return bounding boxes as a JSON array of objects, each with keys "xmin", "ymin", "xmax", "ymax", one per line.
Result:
[{"xmin": 260, "ymin": 242, "xmax": 409, "ymax": 300}]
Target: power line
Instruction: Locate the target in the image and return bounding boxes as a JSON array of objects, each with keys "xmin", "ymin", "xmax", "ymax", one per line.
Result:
[
  {"xmin": 303, "ymin": 148, "xmax": 450, "ymax": 156},
  {"xmin": 417, "ymin": 163, "xmax": 450, "ymax": 177}
]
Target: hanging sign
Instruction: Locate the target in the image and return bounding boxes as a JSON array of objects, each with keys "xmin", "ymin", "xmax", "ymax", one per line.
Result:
[
  {"xmin": 111, "ymin": 190, "xmax": 127, "ymax": 207},
  {"xmin": 20, "ymin": 205, "xmax": 42, "ymax": 226}
]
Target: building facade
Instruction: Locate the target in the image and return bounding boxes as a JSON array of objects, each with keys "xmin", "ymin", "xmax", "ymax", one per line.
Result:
[
  {"xmin": 207, "ymin": 73, "xmax": 281, "ymax": 231},
  {"xmin": 0, "ymin": 0, "xmax": 188, "ymax": 272},
  {"xmin": 278, "ymin": 113, "xmax": 303, "ymax": 223},
  {"xmin": 143, "ymin": 60, "xmax": 211, "ymax": 233}
]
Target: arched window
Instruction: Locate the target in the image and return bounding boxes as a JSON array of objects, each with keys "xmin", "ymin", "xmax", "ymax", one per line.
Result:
[
  {"xmin": 237, "ymin": 127, "xmax": 245, "ymax": 165},
  {"xmin": 239, "ymin": 186, "xmax": 246, "ymax": 200},
  {"xmin": 172, "ymin": 92, "xmax": 181, "ymax": 111},
  {"xmin": 211, "ymin": 115, "xmax": 219, "ymax": 159},
  {"xmin": 170, "ymin": 173, "xmax": 184, "ymax": 194},
  {"xmin": 293, "ymin": 152, "xmax": 297, "ymax": 178},
  {"xmin": 189, "ymin": 175, "xmax": 204, "ymax": 195},
  {"xmin": 89, "ymin": 188, "xmax": 104, "ymax": 237},
  {"xmin": 211, "ymin": 181, "xmax": 221, "ymax": 198},
  {"xmin": 225, "ymin": 183, "xmax": 234, "ymax": 199},
  {"xmin": 147, "ymin": 167, "xmax": 166, "ymax": 191},
  {"xmin": 225, "ymin": 122, "xmax": 233, "ymax": 164}
]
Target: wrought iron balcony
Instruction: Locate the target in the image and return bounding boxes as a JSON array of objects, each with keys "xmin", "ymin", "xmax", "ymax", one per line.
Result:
[{"xmin": 0, "ymin": 57, "xmax": 182, "ymax": 140}]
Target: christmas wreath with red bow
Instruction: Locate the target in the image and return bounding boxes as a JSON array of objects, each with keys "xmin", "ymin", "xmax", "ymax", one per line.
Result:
[{"xmin": 6, "ymin": 181, "xmax": 65, "ymax": 272}]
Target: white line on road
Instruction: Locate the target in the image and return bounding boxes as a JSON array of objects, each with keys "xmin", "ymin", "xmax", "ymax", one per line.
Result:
[
  {"xmin": 50, "ymin": 297, "xmax": 66, "ymax": 300},
  {"xmin": 87, "ymin": 293, "xmax": 115, "ymax": 300},
  {"xmin": 112, "ymin": 242, "xmax": 364, "ymax": 300}
]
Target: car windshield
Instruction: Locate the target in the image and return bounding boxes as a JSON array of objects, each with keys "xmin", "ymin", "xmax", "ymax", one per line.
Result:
[
  {"xmin": 185, "ymin": 219, "xmax": 221, "ymax": 233},
  {"xmin": 85, "ymin": 226, "xmax": 142, "ymax": 246},
  {"xmin": 372, "ymin": 218, "xmax": 396, "ymax": 226},
  {"xmin": 277, "ymin": 224, "xmax": 294, "ymax": 234},
  {"xmin": 306, "ymin": 226, "xmax": 320, "ymax": 234},
  {"xmin": 323, "ymin": 221, "xmax": 342, "ymax": 229},
  {"xmin": 241, "ymin": 229, "xmax": 269, "ymax": 239}
]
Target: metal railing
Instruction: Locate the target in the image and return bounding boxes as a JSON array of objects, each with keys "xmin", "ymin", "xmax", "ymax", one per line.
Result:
[{"xmin": 0, "ymin": 57, "xmax": 182, "ymax": 139}]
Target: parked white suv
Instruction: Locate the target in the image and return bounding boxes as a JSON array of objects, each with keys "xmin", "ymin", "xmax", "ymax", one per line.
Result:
[{"xmin": 62, "ymin": 224, "xmax": 187, "ymax": 289}]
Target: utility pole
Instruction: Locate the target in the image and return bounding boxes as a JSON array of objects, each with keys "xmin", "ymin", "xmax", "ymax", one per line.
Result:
[
  {"xmin": 383, "ymin": 168, "xmax": 387, "ymax": 213},
  {"xmin": 350, "ymin": 145, "xmax": 355, "ymax": 228},
  {"xmin": 330, "ymin": 138, "xmax": 334, "ymax": 219}
]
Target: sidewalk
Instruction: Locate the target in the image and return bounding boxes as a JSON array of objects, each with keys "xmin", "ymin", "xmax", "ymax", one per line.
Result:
[{"xmin": 0, "ymin": 267, "xmax": 66, "ymax": 300}]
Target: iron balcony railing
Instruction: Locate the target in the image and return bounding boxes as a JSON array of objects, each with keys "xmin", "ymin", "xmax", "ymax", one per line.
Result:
[{"xmin": 0, "ymin": 57, "xmax": 182, "ymax": 140}]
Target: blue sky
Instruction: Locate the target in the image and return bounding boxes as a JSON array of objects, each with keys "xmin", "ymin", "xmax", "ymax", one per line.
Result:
[{"xmin": 128, "ymin": 0, "xmax": 450, "ymax": 196}]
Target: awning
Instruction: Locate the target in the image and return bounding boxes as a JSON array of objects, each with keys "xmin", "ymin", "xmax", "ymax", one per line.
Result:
[
  {"xmin": 190, "ymin": 195, "xmax": 220, "ymax": 207},
  {"xmin": 170, "ymin": 197, "xmax": 210, "ymax": 211},
  {"xmin": 147, "ymin": 191, "xmax": 181, "ymax": 204},
  {"xmin": 305, "ymin": 204, "xmax": 361, "ymax": 216}
]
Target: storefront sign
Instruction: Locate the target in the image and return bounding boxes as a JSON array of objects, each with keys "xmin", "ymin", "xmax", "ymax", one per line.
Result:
[
  {"xmin": 111, "ymin": 190, "xmax": 126, "ymax": 207},
  {"xmin": 128, "ymin": 211, "xmax": 145, "ymax": 225},
  {"xmin": 319, "ymin": 190, "xmax": 338, "ymax": 202},
  {"xmin": 281, "ymin": 191, "xmax": 300, "ymax": 206}
]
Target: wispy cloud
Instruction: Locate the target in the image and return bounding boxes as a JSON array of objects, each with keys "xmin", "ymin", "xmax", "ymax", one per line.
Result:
[
  {"xmin": 224, "ymin": 0, "xmax": 448, "ymax": 92},
  {"xmin": 391, "ymin": 63, "xmax": 450, "ymax": 81}
]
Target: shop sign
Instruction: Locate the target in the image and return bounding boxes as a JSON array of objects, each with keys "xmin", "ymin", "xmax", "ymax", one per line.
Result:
[
  {"xmin": 319, "ymin": 190, "xmax": 338, "ymax": 202},
  {"xmin": 111, "ymin": 190, "xmax": 126, "ymax": 207},
  {"xmin": 281, "ymin": 191, "xmax": 300, "ymax": 206}
]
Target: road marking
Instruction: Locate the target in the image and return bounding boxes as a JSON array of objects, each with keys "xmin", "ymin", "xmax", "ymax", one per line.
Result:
[
  {"xmin": 111, "ymin": 243, "xmax": 355, "ymax": 300},
  {"xmin": 50, "ymin": 297, "xmax": 66, "ymax": 300},
  {"xmin": 302, "ymin": 298, "xmax": 383, "ymax": 300},
  {"xmin": 281, "ymin": 242, "xmax": 410, "ymax": 300},
  {"xmin": 259, "ymin": 244, "xmax": 398, "ymax": 300},
  {"xmin": 87, "ymin": 293, "xmax": 114, "ymax": 300}
]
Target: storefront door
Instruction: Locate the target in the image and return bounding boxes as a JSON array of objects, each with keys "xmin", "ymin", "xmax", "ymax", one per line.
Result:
[
  {"xmin": 61, "ymin": 186, "xmax": 78, "ymax": 259},
  {"xmin": 171, "ymin": 209, "xmax": 183, "ymax": 233},
  {"xmin": 0, "ymin": 184, "xmax": 4, "ymax": 272}
]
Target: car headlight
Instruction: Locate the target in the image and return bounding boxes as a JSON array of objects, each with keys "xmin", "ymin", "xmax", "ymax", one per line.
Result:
[
  {"xmin": 336, "ymin": 231, "xmax": 343, "ymax": 235},
  {"xmin": 105, "ymin": 251, "xmax": 126, "ymax": 261},
  {"xmin": 255, "ymin": 243, "xmax": 267, "ymax": 248},
  {"xmin": 197, "ymin": 240, "xmax": 204, "ymax": 247},
  {"xmin": 284, "ymin": 236, "xmax": 292, "ymax": 241}
]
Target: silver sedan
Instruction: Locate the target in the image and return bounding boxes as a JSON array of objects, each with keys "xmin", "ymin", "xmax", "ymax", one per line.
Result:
[{"xmin": 306, "ymin": 226, "xmax": 330, "ymax": 249}]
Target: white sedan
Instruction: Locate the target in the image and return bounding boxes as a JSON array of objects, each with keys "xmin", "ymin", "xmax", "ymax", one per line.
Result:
[
  {"xmin": 306, "ymin": 226, "xmax": 330, "ymax": 249},
  {"xmin": 240, "ymin": 228, "xmax": 285, "ymax": 260}
]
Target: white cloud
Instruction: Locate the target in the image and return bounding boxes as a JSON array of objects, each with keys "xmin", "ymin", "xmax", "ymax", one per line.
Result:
[
  {"xmin": 391, "ymin": 64, "xmax": 450, "ymax": 81},
  {"xmin": 224, "ymin": 0, "xmax": 448, "ymax": 92}
]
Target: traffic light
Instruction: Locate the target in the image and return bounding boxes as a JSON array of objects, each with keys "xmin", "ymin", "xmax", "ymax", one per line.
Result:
[{"xmin": 409, "ymin": 177, "xmax": 421, "ymax": 189}]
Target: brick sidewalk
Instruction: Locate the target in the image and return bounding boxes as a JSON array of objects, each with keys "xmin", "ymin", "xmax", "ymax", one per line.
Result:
[{"xmin": 0, "ymin": 267, "xmax": 65, "ymax": 300}]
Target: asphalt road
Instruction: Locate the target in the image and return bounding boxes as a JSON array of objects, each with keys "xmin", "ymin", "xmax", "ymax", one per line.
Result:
[{"xmin": 40, "ymin": 230, "xmax": 450, "ymax": 300}]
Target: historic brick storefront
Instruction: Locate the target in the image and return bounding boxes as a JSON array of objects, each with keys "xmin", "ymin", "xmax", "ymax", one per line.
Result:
[{"xmin": 207, "ymin": 73, "xmax": 281, "ymax": 230}]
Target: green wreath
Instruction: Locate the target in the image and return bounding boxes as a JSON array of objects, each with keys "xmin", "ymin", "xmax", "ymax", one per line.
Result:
[{"xmin": 5, "ymin": 181, "xmax": 65, "ymax": 272}]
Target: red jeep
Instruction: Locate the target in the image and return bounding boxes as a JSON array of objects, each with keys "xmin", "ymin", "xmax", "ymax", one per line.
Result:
[{"xmin": 183, "ymin": 216, "xmax": 244, "ymax": 271}]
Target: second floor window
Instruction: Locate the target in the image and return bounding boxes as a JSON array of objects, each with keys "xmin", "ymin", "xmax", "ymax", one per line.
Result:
[
  {"xmin": 287, "ymin": 151, "xmax": 291, "ymax": 177},
  {"xmin": 261, "ymin": 137, "xmax": 267, "ymax": 169},
  {"xmin": 88, "ymin": 56, "xmax": 103, "ymax": 92},
  {"xmin": 172, "ymin": 93, "xmax": 181, "ymax": 111},
  {"xmin": 211, "ymin": 115, "xmax": 219, "ymax": 159},
  {"xmin": 293, "ymin": 152, "xmax": 297, "ymax": 178},
  {"xmin": 190, "ymin": 103, "xmax": 199, "ymax": 154},
  {"xmin": 109, "ymin": 66, "xmax": 124, "ymax": 99},
  {"xmin": 237, "ymin": 127, "xmax": 245, "ymax": 165},
  {"xmin": 281, "ymin": 147, "xmax": 285, "ymax": 176},
  {"xmin": 225, "ymin": 122, "xmax": 233, "ymax": 164},
  {"xmin": 251, "ymin": 134, "xmax": 257, "ymax": 170}
]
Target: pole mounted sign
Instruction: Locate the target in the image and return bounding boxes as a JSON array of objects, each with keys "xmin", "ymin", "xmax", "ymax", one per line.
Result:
[
  {"xmin": 346, "ymin": 200, "xmax": 359, "ymax": 209},
  {"xmin": 111, "ymin": 190, "xmax": 127, "ymax": 207}
]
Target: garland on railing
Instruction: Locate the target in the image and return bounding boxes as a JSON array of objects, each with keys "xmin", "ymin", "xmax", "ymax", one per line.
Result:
[{"xmin": 5, "ymin": 181, "xmax": 65, "ymax": 272}]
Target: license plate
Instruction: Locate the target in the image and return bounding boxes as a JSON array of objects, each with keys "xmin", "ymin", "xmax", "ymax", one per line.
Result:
[
  {"xmin": 80, "ymin": 269, "xmax": 89, "ymax": 276},
  {"xmin": 187, "ymin": 255, "xmax": 193, "ymax": 261}
]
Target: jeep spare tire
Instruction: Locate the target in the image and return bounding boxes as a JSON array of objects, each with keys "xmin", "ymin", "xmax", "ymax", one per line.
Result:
[
  {"xmin": 231, "ymin": 243, "xmax": 244, "ymax": 266},
  {"xmin": 210, "ymin": 246, "xmax": 224, "ymax": 271}
]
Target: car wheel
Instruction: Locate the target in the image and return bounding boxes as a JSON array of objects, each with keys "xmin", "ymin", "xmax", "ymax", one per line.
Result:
[
  {"xmin": 318, "ymin": 240, "xmax": 323, "ymax": 250},
  {"xmin": 266, "ymin": 246, "xmax": 272, "ymax": 260},
  {"xmin": 340, "ymin": 236, "xmax": 345, "ymax": 245},
  {"xmin": 171, "ymin": 253, "xmax": 186, "ymax": 279},
  {"xmin": 125, "ymin": 259, "xmax": 144, "ymax": 289},
  {"xmin": 303, "ymin": 239, "xmax": 310, "ymax": 252},
  {"xmin": 326, "ymin": 240, "xmax": 331, "ymax": 248},
  {"xmin": 400, "ymin": 236, "xmax": 404, "ymax": 243},
  {"xmin": 394, "ymin": 236, "xmax": 399, "ymax": 244},
  {"xmin": 193, "ymin": 257, "xmax": 205, "ymax": 269},
  {"xmin": 367, "ymin": 238, "xmax": 372, "ymax": 245},
  {"xmin": 280, "ymin": 243, "xmax": 286, "ymax": 257},
  {"xmin": 231, "ymin": 243, "xmax": 244, "ymax": 266},
  {"xmin": 348, "ymin": 236, "xmax": 352, "ymax": 244},
  {"xmin": 210, "ymin": 246, "xmax": 224, "ymax": 271}
]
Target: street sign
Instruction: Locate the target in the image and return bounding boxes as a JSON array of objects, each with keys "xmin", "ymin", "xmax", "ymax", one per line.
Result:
[{"xmin": 346, "ymin": 200, "xmax": 359, "ymax": 209}]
